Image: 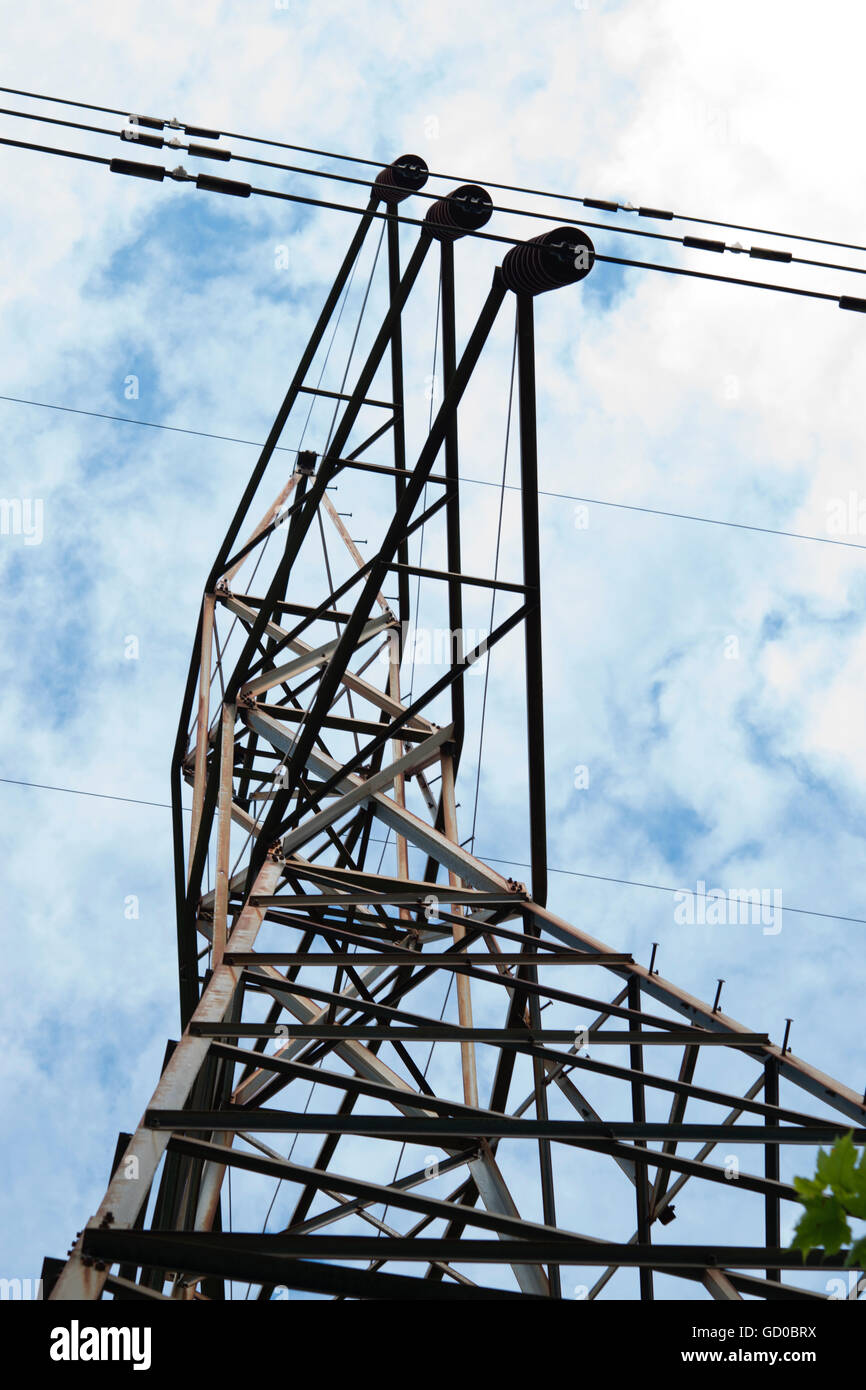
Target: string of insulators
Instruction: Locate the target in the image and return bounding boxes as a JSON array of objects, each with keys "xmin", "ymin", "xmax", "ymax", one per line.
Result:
[
  {"xmin": 499, "ymin": 227, "xmax": 596, "ymax": 295},
  {"xmin": 424, "ymin": 184, "xmax": 493, "ymax": 239},
  {"xmin": 372, "ymin": 154, "xmax": 428, "ymax": 204}
]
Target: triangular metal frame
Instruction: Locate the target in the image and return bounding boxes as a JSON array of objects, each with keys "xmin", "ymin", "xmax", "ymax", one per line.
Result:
[{"xmin": 48, "ymin": 158, "xmax": 866, "ymax": 1302}]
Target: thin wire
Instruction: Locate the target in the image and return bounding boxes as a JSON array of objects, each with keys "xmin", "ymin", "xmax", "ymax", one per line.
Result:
[
  {"xmin": 245, "ymin": 225, "xmax": 391, "ymax": 1283},
  {"xmin": 297, "ymin": 232, "xmax": 363, "ymax": 448},
  {"xmin": 378, "ymin": 972, "xmax": 455, "ymax": 1234},
  {"xmin": 227, "ymin": 1164, "xmax": 233, "ymax": 1301},
  {"xmin": 469, "ymin": 320, "xmax": 518, "ymax": 851},
  {"xmin": 469, "ymin": 852, "xmax": 866, "ymax": 927},
  {"xmin": 3, "ymin": 774, "xmax": 863, "ymax": 924},
  {"xmin": 4, "ymin": 393, "xmax": 866, "ymax": 552},
  {"xmin": 0, "ymin": 775, "xmax": 175, "ymax": 809},
  {"xmin": 196, "ymin": 240, "xmax": 363, "ymax": 725},
  {"xmin": 406, "ymin": 263, "xmax": 443, "ymax": 704},
  {"xmin": 2, "ymin": 100, "xmax": 863, "ymax": 276},
  {"xmin": 0, "ymin": 130, "xmax": 856, "ymax": 308},
  {"xmin": 0, "ymin": 392, "xmax": 299, "ymax": 450},
  {"xmin": 2, "ymin": 83, "xmax": 863, "ymax": 254},
  {"xmin": 322, "ymin": 222, "xmax": 386, "ymax": 456}
]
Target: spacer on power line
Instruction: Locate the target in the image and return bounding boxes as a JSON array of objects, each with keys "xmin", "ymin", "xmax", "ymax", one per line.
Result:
[
  {"xmin": 187, "ymin": 143, "xmax": 231, "ymax": 163},
  {"xmin": 120, "ymin": 129, "xmax": 164, "ymax": 149},
  {"xmin": 750, "ymin": 245, "xmax": 792, "ymax": 263},
  {"xmin": 372, "ymin": 154, "xmax": 429, "ymax": 203},
  {"xmin": 499, "ymin": 226, "xmax": 595, "ymax": 295},
  {"xmin": 109, "ymin": 157, "xmax": 165, "ymax": 182},
  {"xmin": 683, "ymin": 235, "xmax": 725, "ymax": 253},
  {"xmin": 424, "ymin": 184, "xmax": 493, "ymax": 239},
  {"xmin": 195, "ymin": 172, "xmax": 251, "ymax": 197},
  {"xmin": 128, "ymin": 113, "xmax": 164, "ymax": 131}
]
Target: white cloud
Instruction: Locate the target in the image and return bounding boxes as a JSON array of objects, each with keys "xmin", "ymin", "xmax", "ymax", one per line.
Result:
[{"xmin": 1, "ymin": 0, "xmax": 863, "ymax": 1298}]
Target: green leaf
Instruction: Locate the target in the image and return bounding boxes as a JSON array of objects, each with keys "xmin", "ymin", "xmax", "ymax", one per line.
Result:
[
  {"xmin": 844, "ymin": 1234, "xmax": 866, "ymax": 1272},
  {"xmin": 791, "ymin": 1194, "xmax": 850, "ymax": 1259},
  {"xmin": 816, "ymin": 1134, "xmax": 857, "ymax": 1192},
  {"xmin": 793, "ymin": 1175, "xmax": 826, "ymax": 1202},
  {"xmin": 843, "ymin": 1190, "xmax": 866, "ymax": 1221}
]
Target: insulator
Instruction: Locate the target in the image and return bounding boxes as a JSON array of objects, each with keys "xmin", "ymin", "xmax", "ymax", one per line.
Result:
[
  {"xmin": 120, "ymin": 130, "xmax": 164, "ymax": 149},
  {"xmin": 129, "ymin": 114, "xmax": 164, "ymax": 131},
  {"xmin": 499, "ymin": 226, "xmax": 595, "ymax": 296},
  {"xmin": 750, "ymin": 245, "xmax": 792, "ymax": 263},
  {"xmin": 683, "ymin": 235, "xmax": 726, "ymax": 253},
  {"xmin": 424, "ymin": 184, "xmax": 493, "ymax": 240},
  {"xmin": 373, "ymin": 154, "xmax": 428, "ymax": 204},
  {"xmin": 109, "ymin": 158, "xmax": 166, "ymax": 183},
  {"xmin": 188, "ymin": 143, "xmax": 231, "ymax": 162},
  {"xmin": 195, "ymin": 173, "xmax": 251, "ymax": 198}
]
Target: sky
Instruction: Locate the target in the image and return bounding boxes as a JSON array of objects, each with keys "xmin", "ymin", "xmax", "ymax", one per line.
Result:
[{"xmin": 1, "ymin": 0, "xmax": 865, "ymax": 1300}]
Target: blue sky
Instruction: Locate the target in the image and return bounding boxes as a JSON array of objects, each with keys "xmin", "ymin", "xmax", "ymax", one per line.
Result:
[{"xmin": 1, "ymin": 0, "xmax": 865, "ymax": 1299}]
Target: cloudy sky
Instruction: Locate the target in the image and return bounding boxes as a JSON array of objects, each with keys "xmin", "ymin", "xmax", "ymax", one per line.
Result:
[{"xmin": 1, "ymin": 0, "xmax": 865, "ymax": 1299}]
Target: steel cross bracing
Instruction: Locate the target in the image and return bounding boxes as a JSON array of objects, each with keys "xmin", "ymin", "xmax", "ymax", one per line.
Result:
[{"xmin": 47, "ymin": 156, "xmax": 866, "ymax": 1302}]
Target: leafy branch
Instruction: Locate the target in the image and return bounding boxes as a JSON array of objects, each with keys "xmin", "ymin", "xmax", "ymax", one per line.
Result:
[{"xmin": 791, "ymin": 1131, "xmax": 866, "ymax": 1269}]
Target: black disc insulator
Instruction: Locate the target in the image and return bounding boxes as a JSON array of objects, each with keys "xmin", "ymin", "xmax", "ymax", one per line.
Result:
[
  {"xmin": 373, "ymin": 154, "xmax": 429, "ymax": 204},
  {"xmin": 424, "ymin": 184, "xmax": 493, "ymax": 239},
  {"xmin": 499, "ymin": 227, "xmax": 595, "ymax": 295}
]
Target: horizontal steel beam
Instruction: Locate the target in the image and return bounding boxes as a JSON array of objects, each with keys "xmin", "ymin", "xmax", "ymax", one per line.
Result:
[
  {"xmin": 249, "ymin": 891, "xmax": 521, "ymax": 908},
  {"xmin": 81, "ymin": 1231, "xmax": 544, "ymax": 1299},
  {"xmin": 188, "ymin": 1024, "xmax": 771, "ymax": 1045},
  {"xmin": 242, "ymin": 613, "xmax": 395, "ymax": 698},
  {"xmin": 82, "ymin": 1229, "xmax": 853, "ymax": 1269},
  {"xmin": 165, "ymin": 1135, "xmax": 591, "ymax": 1245},
  {"xmin": 222, "ymin": 951, "xmax": 631, "ymax": 966},
  {"xmin": 145, "ymin": 1111, "xmax": 859, "ymax": 1144}
]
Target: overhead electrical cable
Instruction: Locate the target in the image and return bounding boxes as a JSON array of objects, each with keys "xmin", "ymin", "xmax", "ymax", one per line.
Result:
[
  {"xmin": 1, "ymin": 82, "xmax": 864, "ymax": 255},
  {"xmin": 0, "ymin": 102, "xmax": 863, "ymax": 278},
  {"xmin": 1, "ymin": 774, "xmax": 863, "ymax": 926},
  {"xmin": 1, "ymin": 131, "xmax": 863, "ymax": 314},
  {"xmin": 2, "ymin": 393, "xmax": 865, "ymax": 552}
]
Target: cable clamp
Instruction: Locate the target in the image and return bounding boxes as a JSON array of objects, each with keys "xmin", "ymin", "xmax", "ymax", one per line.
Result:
[{"xmin": 168, "ymin": 165, "xmax": 196, "ymax": 182}]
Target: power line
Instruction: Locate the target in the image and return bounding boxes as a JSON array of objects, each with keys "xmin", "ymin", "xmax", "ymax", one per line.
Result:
[
  {"xmin": 470, "ymin": 851, "xmax": 866, "ymax": 928},
  {"xmin": 2, "ymin": 102, "xmax": 863, "ymax": 278},
  {"xmin": 0, "ymin": 774, "xmax": 176, "ymax": 810},
  {"xmin": 1, "ymin": 130, "xmax": 864, "ymax": 314},
  {"xmin": 1, "ymin": 773, "xmax": 862, "ymax": 926},
  {"xmin": 3, "ymin": 391, "xmax": 866, "ymax": 552},
  {"xmin": 0, "ymin": 392, "xmax": 298, "ymax": 451},
  {"xmin": 2, "ymin": 81, "xmax": 864, "ymax": 256}
]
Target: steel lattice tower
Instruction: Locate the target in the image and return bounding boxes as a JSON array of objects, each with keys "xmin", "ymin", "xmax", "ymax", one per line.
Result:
[{"xmin": 46, "ymin": 156, "xmax": 865, "ymax": 1302}]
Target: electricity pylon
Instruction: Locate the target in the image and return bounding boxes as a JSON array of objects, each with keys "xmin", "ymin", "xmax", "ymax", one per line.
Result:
[{"xmin": 47, "ymin": 155, "xmax": 866, "ymax": 1301}]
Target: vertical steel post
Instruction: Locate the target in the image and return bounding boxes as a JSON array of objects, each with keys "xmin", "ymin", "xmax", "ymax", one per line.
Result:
[
  {"xmin": 188, "ymin": 594, "xmax": 215, "ymax": 873},
  {"xmin": 515, "ymin": 293, "xmax": 548, "ymax": 908},
  {"xmin": 387, "ymin": 213, "xmax": 411, "ymax": 631},
  {"xmin": 213, "ymin": 703, "xmax": 237, "ymax": 968},
  {"xmin": 628, "ymin": 975, "xmax": 654, "ymax": 1300},
  {"xmin": 440, "ymin": 237, "xmax": 465, "ymax": 757},
  {"xmin": 765, "ymin": 1056, "xmax": 781, "ymax": 1282},
  {"xmin": 441, "ymin": 751, "xmax": 479, "ymax": 1108}
]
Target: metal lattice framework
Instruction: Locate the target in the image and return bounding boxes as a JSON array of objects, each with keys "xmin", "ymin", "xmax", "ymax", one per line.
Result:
[{"xmin": 47, "ymin": 156, "xmax": 866, "ymax": 1302}]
